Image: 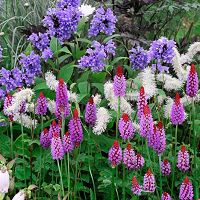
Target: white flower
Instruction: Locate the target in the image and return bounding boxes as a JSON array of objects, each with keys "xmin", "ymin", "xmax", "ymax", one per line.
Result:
[
  {"xmin": 164, "ymin": 97, "xmax": 173, "ymax": 119},
  {"xmin": 93, "ymin": 94, "xmax": 101, "ymax": 105},
  {"xmin": 78, "ymin": 4, "xmax": 95, "ymax": 17},
  {"xmin": 157, "ymin": 73, "xmax": 183, "ymax": 91},
  {"xmin": 12, "ymin": 190, "xmax": 25, "ymax": 200},
  {"xmin": 132, "ymin": 122, "xmax": 140, "ymax": 132},
  {"xmin": 126, "ymin": 90, "xmax": 138, "ymax": 101},
  {"xmin": 138, "ymin": 68, "xmax": 157, "ymax": 98},
  {"xmin": 93, "ymin": 107, "xmax": 111, "ymax": 135},
  {"xmin": 104, "ymin": 81, "xmax": 133, "ymax": 115},
  {"xmin": 45, "ymin": 71, "xmax": 58, "ymax": 91},
  {"xmin": 0, "ymin": 168, "xmax": 9, "ymax": 193},
  {"xmin": 26, "ymin": 103, "xmax": 35, "ymax": 113},
  {"xmin": 68, "ymin": 91, "xmax": 78, "ymax": 103},
  {"xmin": 47, "ymin": 99, "xmax": 56, "ymax": 114}
]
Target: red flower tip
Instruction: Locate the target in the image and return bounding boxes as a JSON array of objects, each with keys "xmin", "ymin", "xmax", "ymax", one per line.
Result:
[
  {"xmin": 6, "ymin": 93, "xmax": 12, "ymax": 98},
  {"xmin": 52, "ymin": 120, "xmax": 57, "ymax": 126},
  {"xmin": 137, "ymin": 153, "xmax": 141, "ymax": 158},
  {"xmin": 17, "ymin": 87, "xmax": 23, "ymax": 91},
  {"xmin": 143, "ymin": 104, "xmax": 150, "ymax": 115},
  {"xmin": 89, "ymin": 97, "xmax": 94, "ymax": 104},
  {"xmin": 122, "ymin": 113, "xmax": 129, "ymax": 122},
  {"xmin": 184, "ymin": 176, "xmax": 190, "ymax": 184},
  {"xmin": 153, "ymin": 124, "xmax": 157, "ymax": 132},
  {"xmin": 39, "ymin": 92, "xmax": 44, "ymax": 98},
  {"xmin": 59, "ymin": 78, "xmax": 65, "ymax": 85},
  {"xmin": 43, "ymin": 128, "xmax": 48, "ymax": 134},
  {"xmin": 140, "ymin": 86, "xmax": 145, "ymax": 96},
  {"xmin": 75, "ymin": 142, "xmax": 80, "ymax": 147},
  {"xmin": 163, "ymin": 192, "xmax": 169, "ymax": 197},
  {"xmin": 53, "ymin": 132, "xmax": 59, "ymax": 138},
  {"xmin": 116, "ymin": 66, "xmax": 123, "ymax": 77},
  {"xmin": 175, "ymin": 93, "xmax": 180, "ymax": 105},
  {"xmin": 113, "ymin": 140, "xmax": 119, "ymax": 148},
  {"xmin": 181, "ymin": 145, "xmax": 186, "ymax": 152},
  {"xmin": 127, "ymin": 143, "xmax": 132, "ymax": 150},
  {"xmin": 157, "ymin": 121, "xmax": 163, "ymax": 129},
  {"xmin": 190, "ymin": 64, "xmax": 196, "ymax": 74},
  {"xmin": 163, "ymin": 159, "xmax": 169, "ymax": 165},
  {"xmin": 132, "ymin": 176, "xmax": 138, "ymax": 186},
  {"xmin": 147, "ymin": 168, "xmax": 152, "ymax": 176},
  {"xmin": 65, "ymin": 131, "xmax": 69, "ymax": 136},
  {"xmin": 73, "ymin": 109, "xmax": 79, "ymax": 119}
]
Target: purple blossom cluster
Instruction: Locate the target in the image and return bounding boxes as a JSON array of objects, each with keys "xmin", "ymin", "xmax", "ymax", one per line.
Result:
[
  {"xmin": 143, "ymin": 169, "xmax": 156, "ymax": 192},
  {"xmin": 137, "ymin": 86, "xmax": 147, "ymax": 121},
  {"xmin": 177, "ymin": 145, "xmax": 190, "ymax": 172},
  {"xmin": 89, "ymin": 7, "xmax": 117, "ymax": 37},
  {"xmin": 63, "ymin": 132, "xmax": 74, "ymax": 153},
  {"xmin": 57, "ymin": 0, "xmax": 80, "ymax": 9},
  {"xmin": 161, "ymin": 192, "xmax": 171, "ymax": 200},
  {"xmin": 85, "ymin": 97, "xmax": 97, "ymax": 126},
  {"xmin": 149, "ymin": 37, "xmax": 176, "ymax": 72},
  {"xmin": 36, "ymin": 92, "xmax": 48, "ymax": 115},
  {"xmin": 131, "ymin": 176, "xmax": 142, "ymax": 196},
  {"xmin": 78, "ymin": 40, "xmax": 116, "ymax": 72},
  {"xmin": 40, "ymin": 128, "xmax": 51, "ymax": 148},
  {"xmin": 179, "ymin": 177, "xmax": 193, "ymax": 200},
  {"xmin": 129, "ymin": 46, "xmax": 149, "ymax": 70},
  {"xmin": 160, "ymin": 159, "xmax": 171, "ymax": 176}
]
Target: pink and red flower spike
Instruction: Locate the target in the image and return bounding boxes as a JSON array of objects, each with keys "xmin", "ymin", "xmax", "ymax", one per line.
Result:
[
  {"xmin": 161, "ymin": 192, "xmax": 171, "ymax": 200},
  {"xmin": 49, "ymin": 120, "xmax": 61, "ymax": 140},
  {"xmin": 3, "ymin": 93, "xmax": 13, "ymax": 121},
  {"xmin": 137, "ymin": 86, "xmax": 147, "ymax": 121},
  {"xmin": 177, "ymin": 145, "xmax": 190, "ymax": 172},
  {"xmin": 133, "ymin": 153, "xmax": 145, "ymax": 170},
  {"xmin": 160, "ymin": 159, "xmax": 171, "ymax": 176},
  {"xmin": 40, "ymin": 128, "xmax": 51, "ymax": 148},
  {"xmin": 131, "ymin": 176, "xmax": 142, "ymax": 196},
  {"xmin": 51, "ymin": 132, "xmax": 64, "ymax": 160},
  {"xmin": 108, "ymin": 140, "xmax": 122, "ymax": 168},
  {"xmin": 62, "ymin": 132, "xmax": 74, "ymax": 153},
  {"xmin": 123, "ymin": 143, "xmax": 135, "ymax": 169},
  {"xmin": 143, "ymin": 169, "xmax": 156, "ymax": 193},
  {"xmin": 36, "ymin": 92, "xmax": 47, "ymax": 115},
  {"xmin": 85, "ymin": 97, "xmax": 97, "ymax": 126},
  {"xmin": 179, "ymin": 176, "xmax": 194, "ymax": 200}
]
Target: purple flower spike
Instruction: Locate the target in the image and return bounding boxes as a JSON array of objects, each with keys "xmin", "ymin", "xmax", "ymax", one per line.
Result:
[
  {"xmin": 63, "ymin": 132, "xmax": 74, "ymax": 153},
  {"xmin": 3, "ymin": 94, "xmax": 13, "ymax": 121},
  {"xmin": 56, "ymin": 78, "xmax": 70, "ymax": 120},
  {"xmin": 140, "ymin": 104, "xmax": 154, "ymax": 139},
  {"xmin": 133, "ymin": 153, "xmax": 145, "ymax": 170},
  {"xmin": 186, "ymin": 64, "xmax": 199, "ymax": 97},
  {"xmin": 113, "ymin": 66, "xmax": 126, "ymax": 97},
  {"xmin": 137, "ymin": 86, "xmax": 147, "ymax": 121},
  {"xmin": 123, "ymin": 144, "xmax": 135, "ymax": 169},
  {"xmin": 179, "ymin": 177, "xmax": 194, "ymax": 200},
  {"xmin": 49, "ymin": 120, "xmax": 61, "ymax": 140},
  {"xmin": 69, "ymin": 109, "xmax": 83, "ymax": 147},
  {"xmin": 85, "ymin": 97, "xmax": 97, "ymax": 126},
  {"xmin": 161, "ymin": 159, "xmax": 171, "ymax": 176},
  {"xmin": 177, "ymin": 145, "xmax": 190, "ymax": 172},
  {"xmin": 161, "ymin": 192, "xmax": 171, "ymax": 200},
  {"xmin": 108, "ymin": 140, "xmax": 122, "ymax": 168},
  {"xmin": 40, "ymin": 128, "xmax": 51, "ymax": 148},
  {"xmin": 119, "ymin": 113, "xmax": 135, "ymax": 140},
  {"xmin": 148, "ymin": 124, "xmax": 157, "ymax": 148},
  {"xmin": 51, "ymin": 132, "xmax": 64, "ymax": 160},
  {"xmin": 170, "ymin": 93, "xmax": 185, "ymax": 125},
  {"xmin": 36, "ymin": 92, "xmax": 47, "ymax": 115},
  {"xmin": 131, "ymin": 176, "xmax": 142, "ymax": 196},
  {"xmin": 143, "ymin": 169, "xmax": 156, "ymax": 193}
]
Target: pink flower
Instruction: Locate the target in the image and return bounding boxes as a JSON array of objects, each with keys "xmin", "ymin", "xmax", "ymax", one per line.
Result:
[
  {"xmin": 143, "ymin": 169, "xmax": 156, "ymax": 192},
  {"xmin": 131, "ymin": 176, "xmax": 142, "ymax": 196},
  {"xmin": 177, "ymin": 145, "xmax": 190, "ymax": 172}
]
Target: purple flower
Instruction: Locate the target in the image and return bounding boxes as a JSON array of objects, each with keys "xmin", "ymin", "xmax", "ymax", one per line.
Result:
[
  {"xmin": 51, "ymin": 132, "xmax": 64, "ymax": 160},
  {"xmin": 108, "ymin": 140, "xmax": 122, "ymax": 168},
  {"xmin": 78, "ymin": 40, "xmax": 116, "ymax": 72},
  {"xmin": 40, "ymin": 128, "xmax": 51, "ymax": 148},
  {"xmin": 62, "ymin": 132, "xmax": 74, "ymax": 153},
  {"xmin": 131, "ymin": 176, "xmax": 142, "ymax": 196},
  {"xmin": 123, "ymin": 144, "xmax": 135, "ymax": 169},
  {"xmin": 119, "ymin": 113, "xmax": 135, "ymax": 140},
  {"xmin": 160, "ymin": 159, "xmax": 171, "ymax": 176},
  {"xmin": 113, "ymin": 66, "xmax": 126, "ymax": 97},
  {"xmin": 179, "ymin": 177, "xmax": 194, "ymax": 200},
  {"xmin": 57, "ymin": 0, "xmax": 80, "ymax": 9},
  {"xmin": 177, "ymin": 145, "xmax": 190, "ymax": 172},
  {"xmin": 18, "ymin": 100, "xmax": 26, "ymax": 114},
  {"xmin": 129, "ymin": 46, "xmax": 149, "ymax": 70},
  {"xmin": 3, "ymin": 94, "xmax": 13, "ymax": 121},
  {"xmin": 149, "ymin": 37, "xmax": 175, "ymax": 72},
  {"xmin": 137, "ymin": 86, "xmax": 147, "ymax": 121},
  {"xmin": 161, "ymin": 192, "xmax": 171, "ymax": 200},
  {"xmin": 148, "ymin": 124, "xmax": 157, "ymax": 148},
  {"xmin": 89, "ymin": 7, "xmax": 117, "ymax": 37},
  {"xmin": 68, "ymin": 109, "xmax": 83, "ymax": 147},
  {"xmin": 186, "ymin": 64, "xmax": 199, "ymax": 97},
  {"xmin": 133, "ymin": 153, "xmax": 145, "ymax": 170},
  {"xmin": 85, "ymin": 97, "xmax": 97, "ymax": 126},
  {"xmin": 42, "ymin": 48, "xmax": 53, "ymax": 62},
  {"xmin": 0, "ymin": 45, "xmax": 3, "ymax": 60},
  {"xmin": 0, "ymin": 89, "xmax": 5, "ymax": 100},
  {"xmin": 36, "ymin": 92, "xmax": 47, "ymax": 115},
  {"xmin": 139, "ymin": 104, "xmax": 154, "ymax": 138},
  {"xmin": 170, "ymin": 93, "xmax": 185, "ymax": 125},
  {"xmin": 143, "ymin": 169, "xmax": 156, "ymax": 193},
  {"xmin": 56, "ymin": 78, "xmax": 70, "ymax": 120},
  {"xmin": 49, "ymin": 120, "xmax": 61, "ymax": 140}
]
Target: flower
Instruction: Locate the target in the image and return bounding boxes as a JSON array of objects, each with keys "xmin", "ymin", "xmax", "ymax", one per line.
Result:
[
  {"xmin": 113, "ymin": 66, "xmax": 126, "ymax": 97},
  {"xmin": 0, "ymin": 168, "xmax": 9, "ymax": 193},
  {"xmin": 123, "ymin": 144, "xmax": 135, "ymax": 169},
  {"xmin": 51, "ymin": 132, "xmax": 64, "ymax": 160},
  {"xmin": 170, "ymin": 93, "xmax": 185, "ymax": 125},
  {"xmin": 3, "ymin": 94, "xmax": 13, "ymax": 120},
  {"xmin": 129, "ymin": 46, "xmax": 149, "ymax": 70},
  {"xmin": 119, "ymin": 113, "xmax": 135, "ymax": 140},
  {"xmin": 12, "ymin": 190, "xmax": 26, "ymax": 200},
  {"xmin": 88, "ymin": 6, "xmax": 117, "ymax": 37},
  {"xmin": 49, "ymin": 120, "xmax": 61, "ymax": 140},
  {"xmin": 133, "ymin": 153, "xmax": 145, "ymax": 170},
  {"xmin": 56, "ymin": 78, "xmax": 70, "ymax": 119},
  {"xmin": 57, "ymin": 0, "xmax": 80, "ymax": 9},
  {"xmin": 42, "ymin": 47, "xmax": 53, "ymax": 62},
  {"xmin": 161, "ymin": 192, "xmax": 171, "ymax": 200},
  {"xmin": 137, "ymin": 86, "xmax": 147, "ymax": 121},
  {"xmin": 131, "ymin": 176, "xmax": 142, "ymax": 196},
  {"xmin": 68, "ymin": 109, "xmax": 83, "ymax": 146},
  {"xmin": 85, "ymin": 97, "xmax": 97, "ymax": 126},
  {"xmin": 160, "ymin": 159, "xmax": 171, "ymax": 176},
  {"xmin": 143, "ymin": 169, "xmax": 156, "ymax": 192},
  {"xmin": 186, "ymin": 64, "xmax": 199, "ymax": 97},
  {"xmin": 179, "ymin": 176, "xmax": 194, "ymax": 200},
  {"xmin": 78, "ymin": 4, "xmax": 95, "ymax": 17},
  {"xmin": 177, "ymin": 145, "xmax": 190, "ymax": 172},
  {"xmin": 108, "ymin": 140, "xmax": 122, "ymax": 168},
  {"xmin": 40, "ymin": 128, "xmax": 51, "ymax": 148},
  {"xmin": 149, "ymin": 37, "xmax": 176, "ymax": 72},
  {"xmin": 63, "ymin": 132, "xmax": 74, "ymax": 153},
  {"xmin": 36, "ymin": 92, "xmax": 47, "ymax": 115},
  {"xmin": 45, "ymin": 71, "xmax": 58, "ymax": 91}
]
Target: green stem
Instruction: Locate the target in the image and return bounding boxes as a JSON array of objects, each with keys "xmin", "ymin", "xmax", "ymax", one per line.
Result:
[
  {"xmin": 111, "ymin": 168, "xmax": 115, "ymax": 200},
  {"xmin": 122, "ymin": 164, "xmax": 126, "ymax": 200},
  {"xmin": 57, "ymin": 159, "xmax": 64, "ymax": 197},
  {"xmin": 74, "ymin": 148, "xmax": 79, "ymax": 200},
  {"xmin": 61, "ymin": 112, "xmax": 65, "ymax": 137},
  {"xmin": 158, "ymin": 154, "xmax": 163, "ymax": 196},
  {"xmin": 67, "ymin": 153, "xmax": 71, "ymax": 199},
  {"xmin": 10, "ymin": 122, "xmax": 13, "ymax": 159},
  {"xmin": 116, "ymin": 97, "xmax": 121, "ymax": 139}
]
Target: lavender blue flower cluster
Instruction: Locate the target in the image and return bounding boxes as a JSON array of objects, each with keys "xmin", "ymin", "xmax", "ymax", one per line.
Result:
[
  {"xmin": 78, "ymin": 40, "xmax": 116, "ymax": 72},
  {"xmin": 57, "ymin": 0, "xmax": 80, "ymax": 9}
]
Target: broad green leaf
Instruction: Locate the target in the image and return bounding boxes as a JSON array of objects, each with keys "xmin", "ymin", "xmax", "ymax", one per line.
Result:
[
  {"xmin": 34, "ymin": 82, "xmax": 48, "ymax": 91},
  {"xmin": 58, "ymin": 63, "xmax": 74, "ymax": 83},
  {"xmin": 78, "ymin": 81, "xmax": 90, "ymax": 94}
]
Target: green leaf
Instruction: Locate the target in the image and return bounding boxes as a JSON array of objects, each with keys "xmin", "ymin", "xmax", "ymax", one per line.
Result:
[
  {"xmin": 91, "ymin": 83, "xmax": 104, "ymax": 94},
  {"xmin": 50, "ymin": 37, "xmax": 61, "ymax": 53},
  {"xmin": 103, "ymin": 34, "xmax": 121, "ymax": 43},
  {"xmin": 91, "ymin": 72, "xmax": 107, "ymax": 83},
  {"xmin": 111, "ymin": 57, "xmax": 128, "ymax": 66},
  {"xmin": 34, "ymin": 82, "xmax": 48, "ymax": 91},
  {"xmin": 78, "ymin": 81, "xmax": 90, "ymax": 94},
  {"xmin": 58, "ymin": 63, "xmax": 74, "ymax": 83},
  {"xmin": 58, "ymin": 47, "xmax": 72, "ymax": 55}
]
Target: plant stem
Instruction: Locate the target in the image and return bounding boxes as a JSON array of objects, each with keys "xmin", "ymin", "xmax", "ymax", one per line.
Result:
[
  {"xmin": 61, "ymin": 112, "xmax": 65, "ymax": 137},
  {"xmin": 74, "ymin": 148, "xmax": 79, "ymax": 200},
  {"xmin": 122, "ymin": 164, "xmax": 126, "ymax": 200},
  {"xmin": 57, "ymin": 159, "xmax": 65, "ymax": 197},
  {"xmin": 158, "ymin": 154, "xmax": 162, "ymax": 196},
  {"xmin": 39, "ymin": 116, "xmax": 43, "ymax": 196},
  {"xmin": 111, "ymin": 168, "xmax": 115, "ymax": 200},
  {"xmin": 67, "ymin": 153, "xmax": 71, "ymax": 199},
  {"xmin": 10, "ymin": 122, "xmax": 13, "ymax": 159},
  {"xmin": 116, "ymin": 97, "xmax": 120, "ymax": 139}
]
